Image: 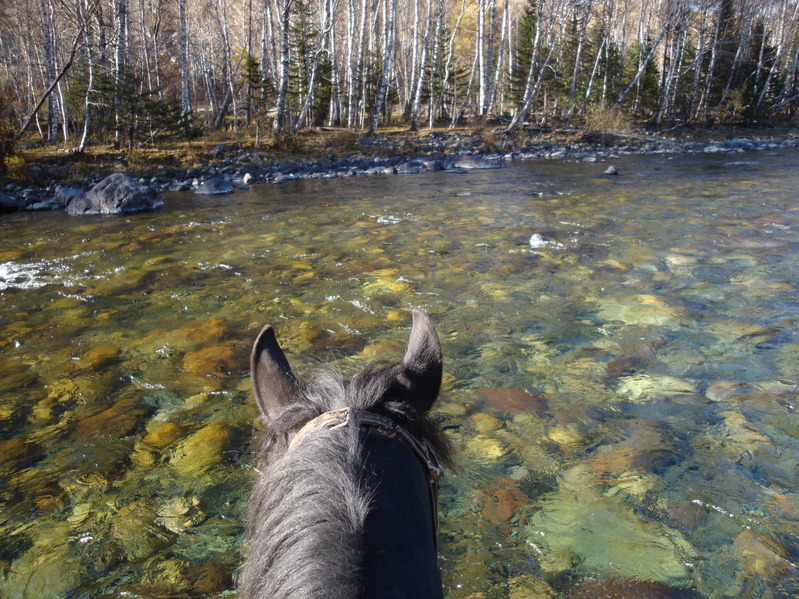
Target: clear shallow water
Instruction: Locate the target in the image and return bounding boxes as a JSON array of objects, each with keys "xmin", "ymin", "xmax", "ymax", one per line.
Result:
[{"xmin": 1, "ymin": 150, "xmax": 798, "ymax": 598}]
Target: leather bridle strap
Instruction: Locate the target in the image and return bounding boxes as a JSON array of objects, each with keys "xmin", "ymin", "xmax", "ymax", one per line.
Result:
[{"xmin": 287, "ymin": 407, "xmax": 442, "ymax": 542}]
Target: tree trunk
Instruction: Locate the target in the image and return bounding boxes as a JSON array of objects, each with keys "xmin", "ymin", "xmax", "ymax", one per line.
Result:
[
  {"xmin": 16, "ymin": 26, "xmax": 83, "ymax": 142},
  {"xmin": 212, "ymin": 0, "xmax": 236, "ymax": 131},
  {"xmin": 345, "ymin": 0, "xmax": 356, "ymax": 126},
  {"xmin": 476, "ymin": 0, "xmax": 486, "ymax": 114},
  {"xmin": 436, "ymin": 0, "xmax": 465, "ymax": 125},
  {"xmin": 566, "ymin": 0, "xmax": 591, "ymax": 121},
  {"xmin": 38, "ymin": 0, "xmax": 59, "ymax": 145},
  {"xmin": 506, "ymin": 0, "xmax": 565, "ymax": 132},
  {"xmin": 179, "ymin": 0, "xmax": 192, "ymax": 118},
  {"xmin": 367, "ymin": 0, "xmax": 395, "ymax": 136},
  {"xmin": 292, "ymin": 0, "xmax": 336, "ymax": 132},
  {"xmin": 272, "ymin": 0, "xmax": 293, "ymax": 136},
  {"xmin": 409, "ymin": 0, "xmax": 431, "ymax": 130},
  {"xmin": 613, "ymin": 12, "xmax": 674, "ymax": 109},
  {"xmin": 427, "ymin": 0, "xmax": 443, "ymax": 128},
  {"xmin": 77, "ymin": 0, "xmax": 95, "ymax": 151},
  {"xmin": 114, "ymin": 0, "xmax": 129, "ymax": 148},
  {"xmin": 756, "ymin": 0, "xmax": 799, "ymax": 116},
  {"xmin": 483, "ymin": 0, "xmax": 496, "ymax": 116},
  {"xmin": 487, "ymin": 0, "xmax": 508, "ymax": 115}
]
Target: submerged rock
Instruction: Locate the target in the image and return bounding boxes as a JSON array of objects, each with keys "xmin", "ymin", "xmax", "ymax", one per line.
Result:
[
  {"xmin": 508, "ymin": 575, "xmax": 557, "ymax": 599},
  {"xmin": 570, "ymin": 577, "xmax": 699, "ymax": 599},
  {"xmin": 78, "ymin": 344, "xmax": 121, "ymax": 371},
  {"xmin": 481, "ymin": 481, "xmax": 532, "ymax": 525},
  {"xmin": 732, "ymin": 530, "xmax": 796, "ymax": 577},
  {"xmin": 182, "ymin": 344, "xmax": 239, "ymax": 378},
  {"xmin": 157, "ymin": 496, "xmax": 206, "ymax": 533},
  {"xmin": 71, "ymin": 394, "xmax": 150, "ymax": 440},
  {"xmin": 466, "ymin": 434, "xmax": 507, "ymax": 461},
  {"xmin": 526, "ymin": 465, "xmax": 695, "ymax": 584},
  {"xmin": 3, "ymin": 522, "xmax": 86, "ymax": 599},
  {"xmin": 66, "ymin": 173, "xmax": 164, "ymax": 216},
  {"xmin": 616, "ymin": 373, "xmax": 697, "ymax": 402},
  {"xmin": 597, "ymin": 294, "xmax": 683, "ymax": 327},
  {"xmin": 546, "ymin": 425, "xmax": 584, "ymax": 448},
  {"xmin": 111, "ymin": 500, "xmax": 176, "ymax": 562},
  {"xmin": 169, "ymin": 421, "xmax": 233, "ymax": 477},
  {"xmin": 187, "ymin": 562, "xmax": 233, "ymax": 593},
  {"xmin": 471, "ymin": 412, "xmax": 502, "ymax": 433},
  {"xmin": 475, "ymin": 388, "xmax": 548, "ymax": 415}
]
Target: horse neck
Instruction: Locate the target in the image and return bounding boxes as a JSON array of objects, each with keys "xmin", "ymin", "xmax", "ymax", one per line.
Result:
[{"xmin": 359, "ymin": 430, "xmax": 443, "ymax": 599}]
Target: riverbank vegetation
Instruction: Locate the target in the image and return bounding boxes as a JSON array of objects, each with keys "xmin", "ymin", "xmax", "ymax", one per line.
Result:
[{"xmin": 2, "ymin": 0, "xmax": 799, "ymax": 168}]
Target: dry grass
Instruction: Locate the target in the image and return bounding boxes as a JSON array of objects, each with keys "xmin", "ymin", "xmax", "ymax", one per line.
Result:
[{"xmin": 582, "ymin": 105, "xmax": 635, "ymax": 136}]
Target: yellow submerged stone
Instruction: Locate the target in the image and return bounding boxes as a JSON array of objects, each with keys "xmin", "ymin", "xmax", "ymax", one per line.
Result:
[
  {"xmin": 466, "ymin": 434, "xmax": 506, "ymax": 460},
  {"xmin": 170, "ymin": 422, "xmax": 231, "ymax": 477}
]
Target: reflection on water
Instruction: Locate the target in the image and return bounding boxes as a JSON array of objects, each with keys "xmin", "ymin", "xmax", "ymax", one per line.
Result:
[{"xmin": 2, "ymin": 150, "xmax": 799, "ymax": 598}]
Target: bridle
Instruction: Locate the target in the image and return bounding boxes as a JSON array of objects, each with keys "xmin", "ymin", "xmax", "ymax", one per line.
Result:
[{"xmin": 287, "ymin": 407, "xmax": 442, "ymax": 543}]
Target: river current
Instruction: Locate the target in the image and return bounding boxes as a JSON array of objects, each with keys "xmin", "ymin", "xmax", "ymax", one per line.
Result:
[{"xmin": 1, "ymin": 149, "xmax": 798, "ymax": 598}]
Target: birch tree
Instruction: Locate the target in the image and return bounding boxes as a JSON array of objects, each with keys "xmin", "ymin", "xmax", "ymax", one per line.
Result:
[
  {"xmin": 39, "ymin": 0, "xmax": 60, "ymax": 144},
  {"xmin": 272, "ymin": 0, "xmax": 294, "ymax": 136},
  {"xmin": 367, "ymin": 0, "xmax": 395, "ymax": 136},
  {"xmin": 506, "ymin": 0, "xmax": 567, "ymax": 131},
  {"xmin": 179, "ymin": 0, "xmax": 191, "ymax": 119},
  {"xmin": 408, "ymin": 0, "xmax": 431, "ymax": 130}
]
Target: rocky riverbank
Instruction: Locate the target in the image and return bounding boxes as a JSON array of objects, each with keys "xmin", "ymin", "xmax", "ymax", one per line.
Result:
[{"xmin": 2, "ymin": 130, "xmax": 798, "ymax": 215}]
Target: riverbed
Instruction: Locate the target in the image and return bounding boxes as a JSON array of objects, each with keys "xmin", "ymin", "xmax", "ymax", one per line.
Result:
[{"xmin": 2, "ymin": 149, "xmax": 798, "ymax": 598}]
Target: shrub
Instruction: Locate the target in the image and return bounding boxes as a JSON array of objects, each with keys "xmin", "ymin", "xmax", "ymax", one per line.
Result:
[
  {"xmin": 582, "ymin": 105, "xmax": 635, "ymax": 135},
  {"xmin": 0, "ymin": 121, "xmax": 16, "ymax": 177}
]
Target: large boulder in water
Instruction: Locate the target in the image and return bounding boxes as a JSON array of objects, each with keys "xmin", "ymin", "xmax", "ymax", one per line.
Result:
[
  {"xmin": 194, "ymin": 176, "xmax": 234, "ymax": 195},
  {"xmin": 0, "ymin": 191, "xmax": 19, "ymax": 213},
  {"xmin": 66, "ymin": 173, "xmax": 164, "ymax": 216}
]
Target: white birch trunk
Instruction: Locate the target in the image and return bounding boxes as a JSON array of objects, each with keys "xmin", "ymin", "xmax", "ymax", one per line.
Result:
[
  {"xmin": 77, "ymin": 0, "xmax": 95, "ymax": 151},
  {"xmin": 476, "ymin": 0, "xmax": 486, "ymax": 114},
  {"xmin": 409, "ymin": 0, "xmax": 431, "ymax": 130},
  {"xmin": 345, "ymin": 0, "xmax": 356, "ymax": 126},
  {"xmin": 613, "ymin": 11, "xmax": 675, "ymax": 109},
  {"xmin": 367, "ymin": 0, "xmax": 395, "ymax": 136},
  {"xmin": 272, "ymin": 0, "xmax": 293, "ymax": 136},
  {"xmin": 114, "ymin": 0, "xmax": 128, "ymax": 147},
  {"xmin": 179, "ymin": 0, "xmax": 192, "ymax": 117},
  {"xmin": 39, "ymin": 0, "xmax": 59, "ymax": 144}
]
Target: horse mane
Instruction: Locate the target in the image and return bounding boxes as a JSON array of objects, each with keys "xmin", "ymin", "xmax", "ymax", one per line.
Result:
[{"xmin": 238, "ymin": 361, "xmax": 450, "ymax": 599}]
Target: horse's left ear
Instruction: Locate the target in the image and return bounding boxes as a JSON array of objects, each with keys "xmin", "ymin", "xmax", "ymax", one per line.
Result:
[
  {"xmin": 250, "ymin": 325, "xmax": 301, "ymax": 423},
  {"xmin": 399, "ymin": 308, "xmax": 442, "ymax": 414}
]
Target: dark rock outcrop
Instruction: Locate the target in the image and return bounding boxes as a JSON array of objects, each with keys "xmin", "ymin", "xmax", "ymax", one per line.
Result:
[
  {"xmin": 66, "ymin": 173, "xmax": 164, "ymax": 216},
  {"xmin": 0, "ymin": 191, "xmax": 19, "ymax": 213}
]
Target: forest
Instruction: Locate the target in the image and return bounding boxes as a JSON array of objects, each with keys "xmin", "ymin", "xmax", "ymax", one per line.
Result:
[{"xmin": 1, "ymin": 0, "xmax": 799, "ymax": 152}]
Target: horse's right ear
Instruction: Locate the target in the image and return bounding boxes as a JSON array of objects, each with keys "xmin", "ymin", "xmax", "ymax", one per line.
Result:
[{"xmin": 250, "ymin": 325, "xmax": 300, "ymax": 422}]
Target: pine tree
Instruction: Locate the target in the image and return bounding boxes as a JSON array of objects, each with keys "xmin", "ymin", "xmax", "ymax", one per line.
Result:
[
  {"xmin": 622, "ymin": 40, "xmax": 660, "ymax": 118},
  {"xmin": 509, "ymin": 0, "xmax": 537, "ymax": 105}
]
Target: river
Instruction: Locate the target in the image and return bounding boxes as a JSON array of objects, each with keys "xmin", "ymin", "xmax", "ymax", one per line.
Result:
[{"xmin": 1, "ymin": 149, "xmax": 798, "ymax": 598}]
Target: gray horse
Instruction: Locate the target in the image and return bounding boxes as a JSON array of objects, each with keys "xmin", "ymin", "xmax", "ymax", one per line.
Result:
[{"xmin": 239, "ymin": 308, "xmax": 450, "ymax": 598}]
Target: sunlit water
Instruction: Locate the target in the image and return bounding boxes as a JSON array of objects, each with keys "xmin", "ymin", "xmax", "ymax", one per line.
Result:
[{"xmin": 2, "ymin": 150, "xmax": 798, "ymax": 598}]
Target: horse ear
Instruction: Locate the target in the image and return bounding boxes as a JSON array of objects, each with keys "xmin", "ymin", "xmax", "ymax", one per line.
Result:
[
  {"xmin": 399, "ymin": 308, "xmax": 442, "ymax": 414},
  {"xmin": 250, "ymin": 325, "xmax": 300, "ymax": 422}
]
